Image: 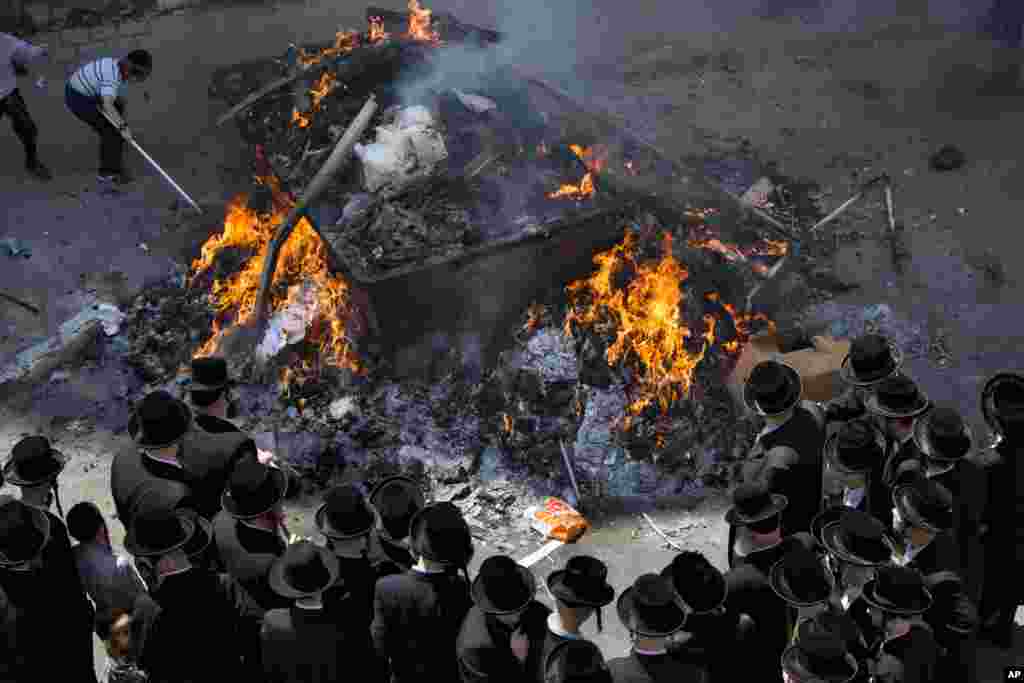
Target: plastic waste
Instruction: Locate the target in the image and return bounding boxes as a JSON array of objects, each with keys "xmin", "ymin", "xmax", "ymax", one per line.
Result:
[{"xmin": 524, "ymin": 497, "xmax": 589, "ymax": 543}]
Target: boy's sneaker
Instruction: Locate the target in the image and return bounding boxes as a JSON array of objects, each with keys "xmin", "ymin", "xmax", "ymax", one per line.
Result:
[{"xmin": 26, "ymin": 160, "xmax": 52, "ymax": 181}]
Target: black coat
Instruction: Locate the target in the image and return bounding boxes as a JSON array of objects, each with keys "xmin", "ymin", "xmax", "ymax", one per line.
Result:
[
  {"xmin": 213, "ymin": 511, "xmax": 290, "ymax": 612},
  {"xmin": 372, "ymin": 569, "xmax": 473, "ymax": 683},
  {"xmin": 666, "ymin": 610, "xmax": 743, "ymax": 683},
  {"xmin": 0, "ymin": 511, "xmax": 96, "ymax": 683},
  {"xmin": 900, "ymin": 531, "xmax": 960, "ymax": 577},
  {"xmin": 607, "ymin": 651, "xmax": 708, "ymax": 683},
  {"xmin": 869, "ymin": 626, "xmax": 940, "ymax": 683},
  {"xmin": 140, "ymin": 568, "xmax": 260, "ymax": 683},
  {"xmin": 0, "ymin": 584, "xmax": 17, "ymax": 683},
  {"xmin": 194, "ymin": 413, "xmax": 242, "ymax": 434},
  {"xmin": 323, "ymin": 553, "xmax": 392, "ymax": 682},
  {"xmin": 260, "ymin": 606, "xmax": 348, "ymax": 683},
  {"xmin": 111, "ymin": 430, "xmax": 255, "ymax": 526},
  {"xmin": 527, "ymin": 624, "xmax": 591, "ymax": 683},
  {"xmin": 457, "ymin": 601, "xmax": 551, "ymax": 683},
  {"xmin": 975, "ymin": 439, "xmax": 1024, "ymax": 619}
]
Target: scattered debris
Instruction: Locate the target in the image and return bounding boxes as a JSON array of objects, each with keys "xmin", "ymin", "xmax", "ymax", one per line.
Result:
[
  {"xmin": 641, "ymin": 512, "xmax": 684, "ymax": 552},
  {"xmin": 929, "ymin": 145, "xmax": 965, "ymax": 172}
]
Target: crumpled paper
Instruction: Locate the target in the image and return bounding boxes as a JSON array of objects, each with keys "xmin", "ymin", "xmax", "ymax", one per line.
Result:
[
  {"xmin": 94, "ymin": 303, "xmax": 126, "ymax": 336},
  {"xmin": 255, "ymin": 283, "xmax": 317, "ymax": 361}
]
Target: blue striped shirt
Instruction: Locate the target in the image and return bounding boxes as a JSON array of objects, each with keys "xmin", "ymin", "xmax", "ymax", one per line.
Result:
[{"xmin": 68, "ymin": 57, "xmax": 123, "ymax": 98}]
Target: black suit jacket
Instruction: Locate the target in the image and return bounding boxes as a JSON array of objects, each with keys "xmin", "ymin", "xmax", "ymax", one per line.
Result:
[
  {"xmin": 260, "ymin": 606, "xmax": 348, "ymax": 683},
  {"xmin": 607, "ymin": 651, "xmax": 707, "ymax": 683},
  {"xmin": 457, "ymin": 601, "xmax": 550, "ymax": 683},
  {"xmin": 195, "ymin": 413, "xmax": 242, "ymax": 434},
  {"xmin": 213, "ymin": 511, "xmax": 290, "ymax": 612}
]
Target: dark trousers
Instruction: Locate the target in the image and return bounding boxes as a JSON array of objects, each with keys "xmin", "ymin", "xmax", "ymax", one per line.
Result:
[
  {"xmin": 0, "ymin": 88, "xmax": 39, "ymax": 165},
  {"xmin": 64, "ymin": 83, "xmax": 125, "ymax": 175}
]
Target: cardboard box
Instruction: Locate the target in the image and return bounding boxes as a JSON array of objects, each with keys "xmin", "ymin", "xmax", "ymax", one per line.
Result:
[{"xmin": 727, "ymin": 331, "xmax": 851, "ymax": 405}]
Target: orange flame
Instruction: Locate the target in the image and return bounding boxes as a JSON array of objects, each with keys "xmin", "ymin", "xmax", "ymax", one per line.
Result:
[
  {"xmin": 522, "ymin": 303, "xmax": 548, "ymax": 334},
  {"xmin": 368, "ymin": 16, "xmax": 389, "ymax": 42},
  {"xmin": 549, "ymin": 144, "xmax": 607, "ymax": 200},
  {"xmin": 298, "ymin": 30, "xmax": 361, "ymax": 67},
  {"xmin": 290, "ymin": 71, "xmax": 337, "ymax": 128},
  {"xmin": 548, "ymin": 172, "xmax": 595, "ymax": 200},
  {"xmin": 189, "ymin": 175, "xmax": 361, "ymax": 373},
  {"xmin": 407, "ymin": 0, "xmax": 441, "ymax": 43},
  {"xmin": 564, "ymin": 231, "xmax": 713, "ymax": 415},
  {"xmin": 705, "ymin": 292, "xmax": 776, "ymax": 354}
]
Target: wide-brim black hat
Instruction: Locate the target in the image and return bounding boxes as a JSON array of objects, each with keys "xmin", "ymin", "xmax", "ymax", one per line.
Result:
[
  {"xmin": 769, "ymin": 550, "xmax": 835, "ymax": 607},
  {"xmin": 369, "ymin": 476, "xmax": 425, "ymax": 542},
  {"xmin": 821, "ymin": 513, "xmax": 895, "ymax": 567},
  {"xmin": 3, "ymin": 436, "xmax": 68, "ymax": 487},
  {"xmin": 981, "ymin": 372, "xmax": 1024, "ymax": 436},
  {"xmin": 408, "ymin": 502, "xmax": 474, "ymax": 567},
  {"xmin": 840, "ymin": 336, "xmax": 903, "ymax": 387},
  {"xmin": 865, "ymin": 376, "xmax": 930, "ymax": 419},
  {"xmin": 190, "ymin": 356, "xmax": 230, "ymax": 392},
  {"xmin": 912, "ymin": 408, "xmax": 973, "ymax": 463},
  {"xmin": 315, "ymin": 485, "xmax": 376, "ymax": 540},
  {"xmin": 128, "ymin": 391, "xmax": 193, "ymax": 449},
  {"xmin": 544, "ymin": 640, "xmax": 613, "ymax": 683},
  {"xmin": 744, "ymin": 360, "xmax": 802, "ymax": 417},
  {"xmin": 824, "ymin": 420, "xmax": 885, "ymax": 475},
  {"xmin": 548, "ymin": 555, "xmax": 616, "ymax": 608},
  {"xmin": 183, "ymin": 511, "xmax": 213, "ymax": 561},
  {"xmin": 891, "ymin": 483, "xmax": 953, "ymax": 533},
  {"xmin": 124, "ymin": 508, "xmax": 198, "ymax": 558},
  {"xmin": 471, "ymin": 555, "xmax": 536, "ymax": 614},
  {"xmin": 221, "ymin": 461, "xmax": 288, "ymax": 519},
  {"xmin": 724, "ymin": 485, "xmax": 788, "ymax": 526},
  {"xmin": 861, "ymin": 569, "xmax": 933, "ymax": 616},
  {"xmin": 267, "ymin": 541, "xmax": 341, "ymax": 599},
  {"xmin": 781, "ymin": 635, "xmax": 859, "ymax": 683},
  {"xmin": 811, "ymin": 506, "xmax": 846, "ymax": 548},
  {"xmin": 615, "ymin": 575, "xmax": 687, "ymax": 637},
  {"xmin": 0, "ymin": 496, "xmax": 51, "ymax": 566},
  {"xmin": 659, "ymin": 554, "xmax": 727, "ymax": 614}
]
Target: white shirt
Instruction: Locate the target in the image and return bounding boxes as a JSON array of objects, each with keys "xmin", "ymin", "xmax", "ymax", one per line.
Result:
[
  {"xmin": 547, "ymin": 613, "xmax": 583, "ymax": 640},
  {"xmin": 68, "ymin": 57, "xmax": 123, "ymax": 98},
  {"xmin": 73, "ymin": 542, "xmax": 146, "ymax": 613},
  {"xmin": 0, "ymin": 33, "xmax": 46, "ymax": 100}
]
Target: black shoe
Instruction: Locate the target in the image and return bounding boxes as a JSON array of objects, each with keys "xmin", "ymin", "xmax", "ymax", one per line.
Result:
[
  {"xmin": 97, "ymin": 171, "xmax": 134, "ymax": 185},
  {"xmin": 26, "ymin": 160, "xmax": 52, "ymax": 181}
]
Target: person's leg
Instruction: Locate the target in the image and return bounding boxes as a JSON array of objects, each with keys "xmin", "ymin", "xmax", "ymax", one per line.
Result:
[
  {"xmin": 65, "ymin": 84, "xmax": 124, "ymax": 177},
  {"xmin": 2, "ymin": 89, "xmax": 50, "ymax": 179}
]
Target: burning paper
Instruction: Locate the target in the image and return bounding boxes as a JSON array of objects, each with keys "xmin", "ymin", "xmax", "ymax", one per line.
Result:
[
  {"xmin": 548, "ymin": 144, "xmax": 608, "ymax": 201},
  {"xmin": 354, "ymin": 105, "xmax": 447, "ymax": 194},
  {"xmin": 255, "ymin": 281, "xmax": 318, "ymax": 361}
]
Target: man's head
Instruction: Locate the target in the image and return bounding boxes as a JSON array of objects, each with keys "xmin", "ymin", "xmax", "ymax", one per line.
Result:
[
  {"xmin": 189, "ymin": 357, "xmax": 237, "ymax": 418},
  {"xmin": 67, "ymin": 501, "xmax": 109, "ymax": 546},
  {"xmin": 120, "ymin": 50, "xmax": 152, "ymax": 83}
]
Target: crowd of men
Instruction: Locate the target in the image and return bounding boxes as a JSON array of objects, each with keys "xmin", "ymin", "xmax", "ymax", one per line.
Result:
[{"xmin": 0, "ymin": 337, "xmax": 1020, "ymax": 682}]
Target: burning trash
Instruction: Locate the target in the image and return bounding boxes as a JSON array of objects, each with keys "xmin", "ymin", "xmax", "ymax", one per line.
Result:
[
  {"xmin": 548, "ymin": 144, "xmax": 607, "ymax": 201},
  {"xmin": 353, "ymin": 105, "xmax": 448, "ymax": 194}
]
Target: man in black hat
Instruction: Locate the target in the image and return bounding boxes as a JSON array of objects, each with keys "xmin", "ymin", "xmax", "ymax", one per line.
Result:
[
  {"xmin": 822, "ymin": 418, "xmax": 890, "ymax": 524},
  {"xmin": 607, "ymin": 574, "xmax": 706, "ymax": 682},
  {"xmin": 530, "ymin": 554, "xmax": 616, "ymax": 682},
  {"xmin": 780, "ymin": 630, "xmax": 860, "ymax": 683},
  {"xmin": 126, "ymin": 500, "xmax": 258, "ymax": 682},
  {"xmin": 890, "ymin": 479, "xmax": 959, "ymax": 576},
  {"xmin": 920, "ymin": 571, "xmax": 978, "ymax": 683},
  {"xmin": 260, "ymin": 540, "xmax": 349, "ymax": 683},
  {"xmin": 544, "ymin": 640, "xmax": 613, "ymax": 683},
  {"xmin": 214, "ymin": 456, "xmax": 294, "ymax": 611},
  {"xmin": 825, "ymin": 334, "xmax": 904, "ymax": 424},
  {"xmin": 111, "ymin": 390, "xmax": 257, "ymax": 526},
  {"xmin": 0, "ymin": 495, "xmax": 97, "ymax": 682},
  {"xmin": 976, "ymin": 371, "xmax": 1024, "ymax": 647},
  {"xmin": 792, "ymin": 609, "xmax": 872, "ymax": 677},
  {"xmin": 864, "ymin": 375, "xmax": 930, "ymax": 484},
  {"xmin": 66, "ymin": 501, "xmax": 146, "ymax": 615},
  {"xmin": 457, "ymin": 554, "xmax": 552, "ymax": 682},
  {"xmin": 369, "ymin": 475, "xmax": 425, "ymax": 577},
  {"xmin": 189, "ymin": 356, "xmax": 242, "ymax": 434},
  {"xmin": 659, "ymin": 551, "xmax": 743, "ymax": 681},
  {"xmin": 818, "ymin": 509, "xmax": 895, "ymax": 612},
  {"xmin": 4, "ymin": 435, "xmax": 68, "ymax": 516},
  {"xmin": 769, "ymin": 547, "xmax": 839, "ymax": 639},
  {"xmin": 742, "ymin": 360, "xmax": 825, "ymax": 536},
  {"xmin": 857, "ymin": 566, "xmax": 939, "ymax": 683},
  {"xmin": 371, "ymin": 501, "xmax": 475, "ymax": 683}
]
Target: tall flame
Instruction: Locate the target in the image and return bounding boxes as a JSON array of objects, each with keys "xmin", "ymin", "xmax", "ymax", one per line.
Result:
[
  {"xmin": 290, "ymin": 71, "xmax": 338, "ymax": 128},
  {"xmin": 564, "ymin": 231, "xmax": 713, "ymax": 415},
  {"xmin": 407, "ymin": 0, "xmax": 441, "ymax": 43},
  {"xmin": 548, "ymin": 144, "xmax": 607, "ymax": 200}
]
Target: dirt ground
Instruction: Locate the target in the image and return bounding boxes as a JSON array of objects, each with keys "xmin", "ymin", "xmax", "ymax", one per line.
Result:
[{"xmin": 0, "ymin": 0, "xmax": 1022, "ymax": 678}]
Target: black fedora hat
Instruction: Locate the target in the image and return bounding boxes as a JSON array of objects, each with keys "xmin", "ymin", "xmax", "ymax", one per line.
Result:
[
  {"xmin": 861, "ymin": 566, "xmax": 932, "ymax": 616},
  {"xmin": 981, "ymin": 372, "xmax": 1024, "ymax": 436},
  {"xmin": 543, "ymin": 640, "xmax": 613, "ymax": 683},
  {"xmin": 865, "ymin": 375, "xmax": 930, "ymax": 419},
  {"xmin": 912, "ymin": 406, "xmax": 972, "ymax": 462},
  {"xmin": 267, "ymin": 540, "xmax": 341, "ymax": 599},
  {"xmin": 616, "ymin": 574, "xmax": 687, "ymax": 637},
  {"xmin": 892, "ymin": 479, "xmax": 953, "ymax": 533},
  {"xmin": 182, "ymin": 510, "xmax": 213, "ymax": 561},
  {"xmin": 128, "ymin": 391, "xmax": 193, "ymax": 449},
  {"xmin": 315, "ymin": 484, "xmax": 376, "ymax": 540},
  {"xmin": 821, "ymin": 510, "xmax": 895, "ymax": 567},
  {"xmin": 824, "ymin": 419, "xmax": 885, "ymax": 474},
  {"xmin": 744, "ymin": 360, "xmax": 802, "ymax": 416},
  {"xmin": 923, "ymin": 571, "xmax": 977, "ymax": 635},
  {"xmin": 660, "ymin": 551, "xmax": 727, "ymax": 614},
  {"xmin": 781, "ymin": 631, "xmax": 859, "ymax": 683},
  {"xmin": 471, "ymin": 554, "xmax": 536, "ymax": 614},
  {"xmin": 811, "ymin": 506, "xmax": 846, "ymax": 548},
  {"xmin": 840, "ymin": 334, "xmax": 902, "ymax": 387},
  {"xmin": 124, "ymin": 504, "xmax": 197, "ymax": 558},
  {"xmin": 369, "ymin": 476, "xmax": 424, "ymax": 542},
  {"xmin": 408, "ymin": 502, "xmax": 474, "ymax": 567},
  {"xmin": 0, "ymin": 495, "xmax": 50, "ymax": 566},
  {"xmin": 770, "ymin": 547, "xmax": 835, "ymax": 607},
  {"xmin": 190, "ymin": 357, "xmax": 230, "ymax": 393},
  {"xmin": 724, "ymin": 482, "xmax": 788, "ymax": 526},
  {"xmin": 548, "ymin": 555, "xmax": 616, "ymax": 608},
  {"xmin": 3, "ymin": 436, "xmax": 68, "ymax": 487},
  {"xmin": 222, "ymin": 458, "xmax": 287, "ymax": 519},
  {"xmin": 796, "ymin": 610, "xmax": 865, "ymax": 653}
]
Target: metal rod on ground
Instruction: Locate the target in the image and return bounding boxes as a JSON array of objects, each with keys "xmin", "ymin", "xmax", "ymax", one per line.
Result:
[
  {"xmin": 641, "ymin": 512, "xmax": 684, "ymax": 552},
  {"xmin": 0, "ymin": 290, "xmax": 40, "ymax": 314},
  {"xmin": 559, "ymin": 440, "xmax": 582, "ymax": 506},
  {"xmin": 252, "ymin": 94, "xmax": 379, "ymax": 334},
  {"xmin": 808, "ymin": 174, "xmax": 887, "ymax": 234},
  {"xmin": 884, "ymin": 175, "xmax": 896, "ymax": 232},
  {"xmin": 99, "ymin": 110, "xmax": 204, "ymax": 214}
]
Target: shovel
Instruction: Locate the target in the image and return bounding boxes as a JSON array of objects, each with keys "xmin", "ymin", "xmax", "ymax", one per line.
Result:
[{"xmin": 99, "ymin": 109, "xmax": 204, "ymax": 214}]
